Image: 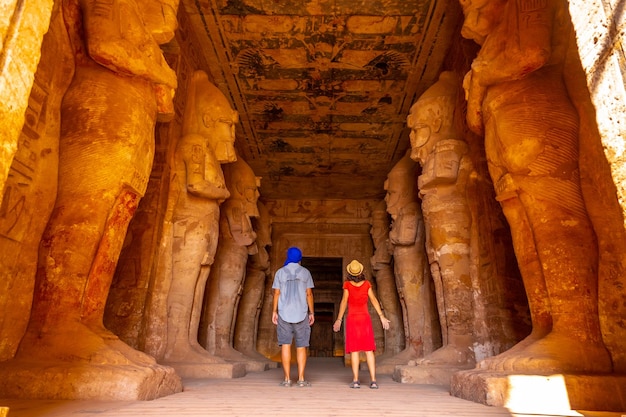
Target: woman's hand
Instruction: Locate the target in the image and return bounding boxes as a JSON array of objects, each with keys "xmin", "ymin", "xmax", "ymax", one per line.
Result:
[
  {"xmin": 380, "ymin": 315, "xmax": 391, "ymax": 330},
  {"xmin": 332, "ymin": 319, "xmax": 342, "ymax": 332}
]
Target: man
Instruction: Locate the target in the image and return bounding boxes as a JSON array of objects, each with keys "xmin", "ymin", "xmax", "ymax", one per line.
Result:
[{"xmin": 272, "ymin": 247, "xmax": 315, "ymax": 387}]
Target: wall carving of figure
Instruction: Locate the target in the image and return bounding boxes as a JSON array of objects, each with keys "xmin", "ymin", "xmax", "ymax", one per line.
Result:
[
  {"xmin": 200, "ymin": 158, "xmax": 263, "ymax": 369},
  {"xmin": 460, "ymin": 0, "xmax": 611, "ymax": 373},
  {"xmin": 407, "ymin": 71, "xmax": 476, "ymax": 367},
  {"xmin": 234, "ymin": 200, "xmax": 273, "ymax": 362},
  {"xmin": 163, "ymin": 70, "xmax": 237, "ymax": 369},
  {"xmin": 381, "ymin": 152, "xmax": 440, "ymax": 365},
  {"xmin": 1, "ymin": 0, "xmax": 182, "ymax": 400},
  {"xmin": 369, "ymin": 200, "xmax": 405, "ymax": 358}
]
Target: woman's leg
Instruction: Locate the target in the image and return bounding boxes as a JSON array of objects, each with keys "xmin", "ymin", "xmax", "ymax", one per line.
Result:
[{"xmin": 350, "ymin": 351, "xmax": 360, "ymax": 382}]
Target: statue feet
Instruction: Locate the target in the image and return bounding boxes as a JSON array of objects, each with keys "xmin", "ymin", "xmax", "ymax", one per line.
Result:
[
  {"xmin": 235, "ymin": 347, "xmax": 271, "ymax": 362},
  {"xmin": 415, "ymin": 344, "xmax": 475, "ymax": 366},
  {"xmin": 163, "ymin": 341, "xmax": 226, "ymax": 364},
  {"xmin": 379, "ymin": 344, "xmax": 422, "ymax": 366},
  {"xmin": 477, "ymin": 332, "xmax": 612, "ymax": 373},
  {"xmin": 215, "ymin": 345, "xmax": 255, "ymax": 362},
  {"xmin": 2, "ymin": 321, "xmax": 182, "ymax": 400},
  {"xmin": 18, "ymin": 321, "xmax": 155, "ymax": 366}
]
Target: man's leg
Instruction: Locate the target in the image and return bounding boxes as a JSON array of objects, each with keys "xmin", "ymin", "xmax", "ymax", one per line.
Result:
[
  {"xmin": 281, "ymin": 344, "xmax": 292, "ymax": 381},
  {"xmin": 296, "ymin": 346, "xmax": 307, "ymax": 382}
]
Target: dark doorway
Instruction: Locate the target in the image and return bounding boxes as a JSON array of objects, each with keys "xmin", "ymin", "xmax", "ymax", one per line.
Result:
[{"xmin": 301, "ymin": 257, "xmax": 343, "ymax": 357}]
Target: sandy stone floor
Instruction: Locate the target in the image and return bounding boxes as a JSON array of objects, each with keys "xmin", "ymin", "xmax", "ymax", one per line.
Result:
[{"xmin": 0, "ymin": 358, "xmax": 622, "ymax": 417}]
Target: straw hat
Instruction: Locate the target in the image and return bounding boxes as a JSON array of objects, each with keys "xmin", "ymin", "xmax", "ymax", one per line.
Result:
[{"xmin": 346, "ymin": 260, "xmax": 364, "ymax": 276}]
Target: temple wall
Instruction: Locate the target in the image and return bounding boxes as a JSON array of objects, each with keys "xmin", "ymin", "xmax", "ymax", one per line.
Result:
[
  {"xmin": 0, "ymin": 3, "xmax": 71, "ymax": 361},
  {"xmin": 566, "ymin": 0, "xmax": 626, "ymax": 372}
]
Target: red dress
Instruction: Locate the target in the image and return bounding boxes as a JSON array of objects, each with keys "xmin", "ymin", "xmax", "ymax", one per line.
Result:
[{"xmin": 344, "ymin": 280, "xmax": 376, "ymax": 353}]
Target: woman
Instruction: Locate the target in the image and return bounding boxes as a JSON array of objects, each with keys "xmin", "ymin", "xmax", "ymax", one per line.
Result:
[{"xmin": 333, "ymin": 260, "xmax": 391, "ymax": 389}]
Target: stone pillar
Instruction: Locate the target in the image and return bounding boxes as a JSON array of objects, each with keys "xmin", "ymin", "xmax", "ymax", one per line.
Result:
[
  {"xmin": 451, "ymin": 0, "xmax": 625, "ymax": 412},
  {"xmin": 395, "ymin": 72, "xmax": 476, "ymax": 385},
  {"xmin": 200, "ymin": 159, "xmax": 268, "ymax": 372},
  {"xmin": 368, "ymin": 200, "xmax": 405, "ymax": 362},
  {"xmin": 233, "ymin": 200, "xmax": 275, "ymax": 367},
  {"xmin": 0, "ymin": 0, "xmax": 182, "ymax": 400},
  {"xmin": 159, "ymin": 70, "xmax": 245, "ymax": 379},
  {"xmin": 380, "ymin": 152, "xmax": 440, "ymax": 369}
]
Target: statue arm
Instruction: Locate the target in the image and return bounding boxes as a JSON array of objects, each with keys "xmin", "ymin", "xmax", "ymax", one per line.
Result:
[
  {"xmin": 80, "ymin": 0, "xmax": 177, "ymax": 89},
  {"xmin": 464, "ymin": 0, "xmax": 554, "ymax": 134},
  {"xmin": 471, "ymin": 0, "xmax": 554, "ymax": 88},
  {"xmin": 225, "ymin": 201, "xmax": 257, "ymax": 247},
  {"xmin": 389, "ymin": 204, "xmax": 420, "ymax": 245},
  {"xmin": 182, "ymin": 137, "xmax": 230, "ymax": 201}
]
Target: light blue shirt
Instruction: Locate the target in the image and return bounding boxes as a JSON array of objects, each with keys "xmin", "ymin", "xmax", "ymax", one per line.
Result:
[{"xmin": 272, "ymin": 263, "xmax": 314, "ymax": 323}]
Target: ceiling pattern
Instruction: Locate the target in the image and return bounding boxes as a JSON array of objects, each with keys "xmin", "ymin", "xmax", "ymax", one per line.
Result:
[{"xmin": 180, "ymin": 0, "xmax": 461, "ymax": 200}]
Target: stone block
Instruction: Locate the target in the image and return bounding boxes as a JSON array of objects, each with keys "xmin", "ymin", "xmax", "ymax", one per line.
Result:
[
  {"xmin": 393, "ymin": 364, "xmax": 474, "ymax": 387},
  {"xmin": 164, "ymin": 362, "xmax": 246, "ymax": 379},
  {"xmin": 0, "ymin": 362, "xmax": 182, "ymax": 400},
  {"xmin": 450, "ymin": 368, "xmax": 626, "ymax": 413}
]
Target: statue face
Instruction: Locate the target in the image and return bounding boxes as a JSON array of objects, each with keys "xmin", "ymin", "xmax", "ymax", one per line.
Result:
[
  {"xmin": 407, "ymin": 104, "xmax": 433, "ymax": 164},
  {"xmin": 384, "ymin": 179, "xmax": 401, "ymax": 216},
  {"xmin": 205, "ymin": 110, "xmax": 238, "ymax": 163},
  {"xmin": 243, "ymin": 185, "xmax": 260, "ymax": 218}
]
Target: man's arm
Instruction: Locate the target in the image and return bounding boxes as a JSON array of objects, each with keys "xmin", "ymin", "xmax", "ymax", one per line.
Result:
[
  {"xmin": 306, "ymin": 288, "xmax": 315, "ymax": 325},
  {"xmin": 272, "ymin": 288, "xmax": 280, "ymax": 325}
]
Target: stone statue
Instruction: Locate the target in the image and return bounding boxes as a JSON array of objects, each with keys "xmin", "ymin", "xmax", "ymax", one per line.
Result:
[
  {"xmin": 369, "ymin": 200, "xmax": 404, "ymax": 358},
  {"xmin": 407, "ymin": 71, "xmax": 476, "ymax": 366},
  {"xmin": 4, "ymin": 0, "xmax": 182, "ymax": 399},
  {"xmin": 460, "ymin": 0, "xmax": 611, "ymax": 372},
  {"xmin": 201, "ymin": 158, "xmax": 264, "ymax": 369},
  {"xmin": 234, "ymin": 200, "xmax": 273, "ymax": 361},
  {"xmin": 381, "ymin": 152, "xmax": 437, "ymax": 364},
  {"xmin": 163, "ymin": 70, "xmax": 237, "ymax": 368}
]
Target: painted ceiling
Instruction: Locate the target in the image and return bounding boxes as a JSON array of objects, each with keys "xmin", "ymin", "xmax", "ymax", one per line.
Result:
[{"xmin": 179, "ymin": 0, "xmax": 462, "ymax": 200}]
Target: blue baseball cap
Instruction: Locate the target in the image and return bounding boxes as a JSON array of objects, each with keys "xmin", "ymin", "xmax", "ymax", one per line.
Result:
[{"xmin": 284, "ymin": 246, "xmax": 302, "ymax": 265}]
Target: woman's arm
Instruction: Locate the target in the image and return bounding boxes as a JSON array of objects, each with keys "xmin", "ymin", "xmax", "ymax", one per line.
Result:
[
  {"xmin": 368, "ymin": 288, "xmax": 390, "ymax": 330},
  {"xmin": 333, "ymin": 289, "xmax": 349, "ymax": 332}
]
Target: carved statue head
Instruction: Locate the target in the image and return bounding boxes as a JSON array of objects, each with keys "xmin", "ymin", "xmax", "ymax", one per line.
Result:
[
  {"xmin": 384, "ymin": 151, "xmax": 419, "ymax": 217},
  {"xmin": 458, "ymin": 0, "xmax": 506, "ymax": 45},
  {"xmin": 138, "ymin": 0, "xmax": 181, "ymax": 44},
  {"xmin": 370, "ymin": 200, "xmax": 392, "ymax": 267},
  {"xmin": 407, "ymin": 71, "xmax": 459, "ymax": 165},
  {"xmin": 224, "ymin": 157, "xmax": 261, "ymax": 218},
  {"xmin": 183, "ymin": 70, "xmax": 239, "ymax": 164}
]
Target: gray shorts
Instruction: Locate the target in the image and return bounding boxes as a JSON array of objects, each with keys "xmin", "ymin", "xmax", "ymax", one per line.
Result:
[{"xmin": 277, "ymin": 316, "xmax": 311, "ymax": 348}]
